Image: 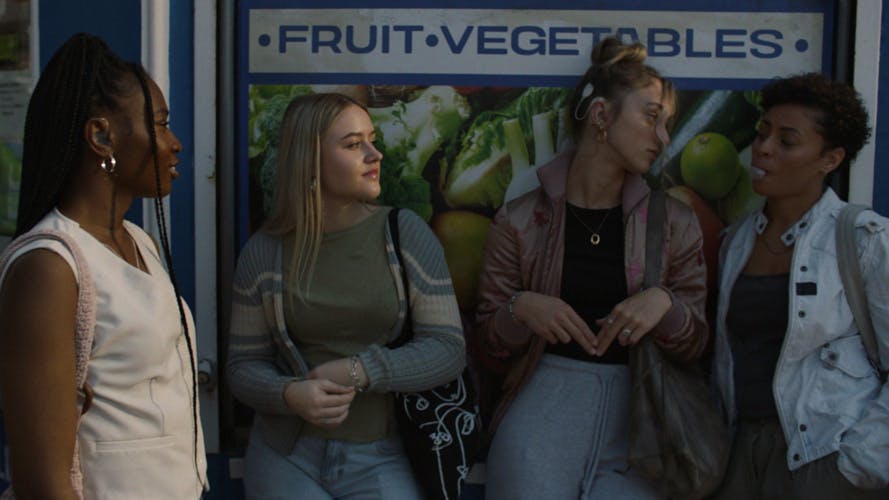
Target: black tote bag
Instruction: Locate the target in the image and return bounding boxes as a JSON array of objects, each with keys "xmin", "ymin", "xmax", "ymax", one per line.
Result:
[{"xmin": 386, "ymin": 208, "xmax": 482, "ymax": 500}]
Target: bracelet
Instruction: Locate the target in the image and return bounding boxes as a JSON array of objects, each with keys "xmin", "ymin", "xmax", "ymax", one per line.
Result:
[
  {"xmin": 349, "ymin": 355, "xmax": 366, "ymax": 392},
  {"xmin": 507, "ymin": 291, "xmax": 524, "ymax": 324}
]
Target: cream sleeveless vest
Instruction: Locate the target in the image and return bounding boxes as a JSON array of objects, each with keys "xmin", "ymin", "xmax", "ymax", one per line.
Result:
[{"xmin": 1, "ymin": 209, "xmax": 207, "ymax": 499}]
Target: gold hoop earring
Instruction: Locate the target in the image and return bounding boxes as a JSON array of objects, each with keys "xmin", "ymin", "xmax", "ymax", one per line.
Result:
[{"xmin": 596, "ymin": 123, "xmax": 608, "ymax": 142}]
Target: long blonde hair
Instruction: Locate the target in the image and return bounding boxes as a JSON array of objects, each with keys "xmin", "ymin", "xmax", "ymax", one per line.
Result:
[{"xmin": 262, "ymin": 92, "xmax": 366, "ymax": 302}]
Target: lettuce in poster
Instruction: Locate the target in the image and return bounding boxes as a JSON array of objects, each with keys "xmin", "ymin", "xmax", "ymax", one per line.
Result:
[
  {"xmin": 440, "ymin": 87, "xmax": 571, "ymax": 209},
  {"xmin": 370, "ymin": 86, "xmax": 471, "ymax": 220},
  {"xmin": 248, "ymin": 84, "xmax": 314, "ymax": 215}
]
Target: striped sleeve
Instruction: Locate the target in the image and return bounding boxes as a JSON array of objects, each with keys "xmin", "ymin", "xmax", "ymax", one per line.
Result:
[
  {"xmin": 360, "ymin": 209, "xmax": 466, "ymax": 392},
  {"xmin": 226, "ymin": 233, "xmax": 299, "ymax": 415}
]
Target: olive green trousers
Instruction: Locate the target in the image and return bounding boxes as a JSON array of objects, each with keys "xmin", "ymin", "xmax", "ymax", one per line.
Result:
[{"xmin": 710, "ymin": 417, "xmax": 888, "ymax": 500}]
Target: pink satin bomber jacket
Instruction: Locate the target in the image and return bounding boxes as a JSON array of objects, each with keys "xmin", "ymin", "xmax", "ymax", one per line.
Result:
[{"xmin": 472, "ymin": 154, "xmax": 710, "ymax": 433}]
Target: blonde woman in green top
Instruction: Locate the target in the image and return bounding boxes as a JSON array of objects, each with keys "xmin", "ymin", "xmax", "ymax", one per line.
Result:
[{"xmin": 227, "ymin": 93, "xmax": 466, "ymax": 499}]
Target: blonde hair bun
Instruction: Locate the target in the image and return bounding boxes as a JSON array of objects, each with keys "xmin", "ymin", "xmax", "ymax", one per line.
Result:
[{"xmin": 590, "ymin": 37, "xmax": 648, "ymax": 69}]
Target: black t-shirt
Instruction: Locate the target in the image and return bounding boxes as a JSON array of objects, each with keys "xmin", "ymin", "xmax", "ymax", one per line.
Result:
[
  {"xmin": 727, "ymin": 273, "xmax": 790, "ymax": 419},
  {"xmin": 546, "ymin": 202, "xmax": 629, "ymax": 364}
]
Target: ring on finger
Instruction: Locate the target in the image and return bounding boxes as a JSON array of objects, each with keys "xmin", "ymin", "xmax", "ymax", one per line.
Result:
[{"xmin": 621, "ymin": 328, "xmax": 633, "ymax": 339}]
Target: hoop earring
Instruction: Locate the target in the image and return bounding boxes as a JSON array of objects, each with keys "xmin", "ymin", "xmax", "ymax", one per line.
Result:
[
  {"xmin": 596, "ymin": 122, "xmax": 608, "ymax": 142},
  {"xmin": 100, "ymin": 155, "xmax": 117, "ymax": 174}
]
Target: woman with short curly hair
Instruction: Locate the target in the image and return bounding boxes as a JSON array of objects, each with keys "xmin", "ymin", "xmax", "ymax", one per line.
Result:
[{"xmin": 711, "ymin": 72, "xmax": 889, "ymax": 498}]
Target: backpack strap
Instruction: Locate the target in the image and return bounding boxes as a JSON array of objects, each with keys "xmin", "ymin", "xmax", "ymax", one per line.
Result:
[
  {"xmin": 835, "ymin": 204, "xmax": 883, "ymax": 374},
  {"xmin": 0, "ymin": 229, "xmax": 97, "ymax": 406}
]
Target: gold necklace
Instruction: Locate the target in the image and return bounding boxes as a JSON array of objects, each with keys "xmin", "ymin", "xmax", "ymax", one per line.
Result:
[
  {"xmin": 568, "ymin": 204, "xmax": 614, "ymax": 246},
  {"xmin": 101, "ymin": 233, "xmax": 146, "ymax": 272},
  {"xmin": 757, "ymin": 235, "xmax": 793, "ymax": 256}
]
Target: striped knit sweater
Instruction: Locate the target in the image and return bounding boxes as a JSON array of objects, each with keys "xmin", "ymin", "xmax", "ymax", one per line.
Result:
[{"xmin": 227, "ymin": 208, "xmax": 465, "ymax": 454}]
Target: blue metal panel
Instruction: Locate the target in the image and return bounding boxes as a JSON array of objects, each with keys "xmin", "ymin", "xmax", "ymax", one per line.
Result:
[
  {"xmin": 39, "ymin": 0, "xmax": 141, "ymax": 68},
  {"xmin": 248, "ymin": 0, "xmax": 828, "ymax": 11},
  {"xmin": 874, "ymin": 6, "xmax": 889, "ymax": 217},
  {"xmin": 170, "ymin": 0, "xmax": 197, "ymax": 307}
]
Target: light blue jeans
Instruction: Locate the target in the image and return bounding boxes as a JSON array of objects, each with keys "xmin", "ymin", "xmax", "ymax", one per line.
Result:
[
  {"xmin": 244, "ymin": 426, "xmax": 423, "ymax": 500},
  {"xmin": 485, "ymin": 354, "xmax": 660, "ymax": 500}
]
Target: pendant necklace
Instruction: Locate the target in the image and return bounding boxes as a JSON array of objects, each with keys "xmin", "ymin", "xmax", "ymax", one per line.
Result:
[
  {"xmin": 101, "ymin": 233, "xmax": 145, "ymax": 272},
  {"xmin": 568, "ymin": 203, "xmax": 613, "ymax": 246}
]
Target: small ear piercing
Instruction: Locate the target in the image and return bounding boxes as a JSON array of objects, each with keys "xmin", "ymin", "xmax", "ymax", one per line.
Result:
[{"xmin": 596, "ymin": 123, "xmax": 608, "ymax": 142}]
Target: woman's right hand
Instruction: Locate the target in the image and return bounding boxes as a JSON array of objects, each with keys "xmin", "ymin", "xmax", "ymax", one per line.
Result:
[
  {"xmin": 512, "ymin": 291, "xmax": 598, "ymax": 355},
  {"xmin": 283, "ymin": 379, "xmax": 356, "ymax": 429}
]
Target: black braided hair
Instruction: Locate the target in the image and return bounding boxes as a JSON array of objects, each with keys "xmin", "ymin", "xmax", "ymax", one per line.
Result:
[
  {"xmin": 131, "ymin": 64, "xmax": 202, "ymax": 482},
  {"xmin": 18, "ymin": 32, "xmax": 202, "ymax": 483},
  {"xmin": 17, "ymin": 33, "xmax": 131, "ymax": 236}
]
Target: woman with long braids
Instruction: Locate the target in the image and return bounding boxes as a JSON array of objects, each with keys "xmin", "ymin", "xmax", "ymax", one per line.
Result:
[
  {"xmin": 473, "ymin": 37, "xmax": 708, "ymax": 498},
  {"xmin": 0, "ymin": 34, "xmax": 207, "ymax": 498}
]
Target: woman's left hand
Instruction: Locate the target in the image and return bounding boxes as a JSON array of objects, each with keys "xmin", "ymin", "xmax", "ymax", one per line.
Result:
[{"xmin": 594, "ymin": 287, "xmax": 672, "ymax": 355}]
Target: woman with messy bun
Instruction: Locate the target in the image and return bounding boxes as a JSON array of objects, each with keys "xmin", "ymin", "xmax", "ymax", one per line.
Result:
[{"xmin": 473, "ymin": 37, "xmax": 708, "ymax": 498}]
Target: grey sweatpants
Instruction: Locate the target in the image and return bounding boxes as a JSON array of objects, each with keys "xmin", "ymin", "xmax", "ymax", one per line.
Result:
[{"xmin": 485, "ymin": 354, "xmax": 661, "ymax": 500}]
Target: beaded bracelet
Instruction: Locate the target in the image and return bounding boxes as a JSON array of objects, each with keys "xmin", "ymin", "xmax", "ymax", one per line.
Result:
[{"xmin": 349, "ymin": 355, "xmax": 366, "ymax": 392}]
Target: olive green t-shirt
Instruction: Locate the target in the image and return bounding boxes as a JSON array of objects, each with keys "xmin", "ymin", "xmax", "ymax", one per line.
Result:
[{"xmin": 282, "ymin": 208, "xmax": 399, "ymax": 442}]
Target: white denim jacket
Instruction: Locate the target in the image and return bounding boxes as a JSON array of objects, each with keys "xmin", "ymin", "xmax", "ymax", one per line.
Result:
[{"xmin": 713, "ymin": 188, "xmax": 889, "ymax": 489}]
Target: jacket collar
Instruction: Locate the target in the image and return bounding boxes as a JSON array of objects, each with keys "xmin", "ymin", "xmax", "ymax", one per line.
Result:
[
  {"xmin": 537, "ymin": 153, "xmax": 571, "ymax": 201},
  {"xmin": 752, "ymin": 187, "xmax": 843, "ymax": 246},
  {"xmin": 537, "ymin": 152, "xmax": 651, "ymax": 217}
]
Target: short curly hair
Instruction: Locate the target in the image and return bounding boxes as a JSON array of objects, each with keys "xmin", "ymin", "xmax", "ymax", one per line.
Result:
[{"xmin": 761, "ymin": 72, "xmax": 871, "ymax": 171}]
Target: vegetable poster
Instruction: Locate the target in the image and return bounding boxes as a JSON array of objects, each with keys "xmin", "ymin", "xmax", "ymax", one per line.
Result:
[
  {"xmin": 239, "ymin": 1, "xmax": 833, "ymax": 312},
  {"xmin": 0, "ymin": 0, "xmax": 33, "ymax": 237}
]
